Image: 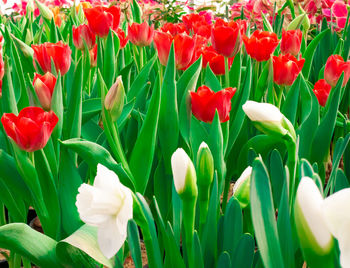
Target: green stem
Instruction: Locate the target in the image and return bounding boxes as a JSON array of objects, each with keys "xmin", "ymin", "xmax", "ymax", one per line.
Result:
[
  {"xmin": 22, "ymin": 258, "xmax": 31, "ymax": 268},
  {"xmin": 224, "ymin": 57, "xmax": 230, "ymax": 88},
  {"xmin": 198, "ymin": 186, "xmax": 210, "ymax": 235},
  {"xmin": 286, "ymin": 140, "xmax": 297, "ymax": 208},
  {"xmin": 139, "ymin": 46, "xmax": 144, "ymax": 70},
  {"xmin": 221, "ymin": 177, "xmax": 231, "ymax": 212},
  {"xmin": 277, "ymin": 86, "xmax": 284, "ymax": 108},
  {"xmin": 183, "ymin": 198, "xmax": 196, "ymax": 268},
  {"xmin": 0, "ymin": 203, "xmax": 6, "ymax": 226}
]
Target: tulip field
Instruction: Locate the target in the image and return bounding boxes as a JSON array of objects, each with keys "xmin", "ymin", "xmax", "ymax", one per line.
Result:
[{"xmin": 0, "ymin": 0, "xmax": 349, "ymax": 267}]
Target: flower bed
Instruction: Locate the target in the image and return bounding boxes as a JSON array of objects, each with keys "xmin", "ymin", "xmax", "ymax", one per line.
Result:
[{"xmin": 0, "ymin": 0, "xmax": 349, "ymax": 267}]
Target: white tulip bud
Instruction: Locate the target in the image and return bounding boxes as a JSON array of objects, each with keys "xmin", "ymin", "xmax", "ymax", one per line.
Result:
[{"xmin": 232, "ymin": 166, "xmax": 252, "ymax": 208}]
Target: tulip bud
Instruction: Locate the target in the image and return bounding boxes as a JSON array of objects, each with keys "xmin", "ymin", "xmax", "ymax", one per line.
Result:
[
  {"xmin": 35, "ymin": 0, "xmax": 54, "ymax": 20},
  {"xmin": 33, "ymin": 72, "xmax": 57, "ymax": 110},
  {"xmin": 232, "ymin": 166, "xmax": 252, "ymax": 208},
  {"xmin": 196, "ymin": 142, "xmax": 214, "ymax": 188},
  {"xmin": 294, "ymin": 177, "xmax": 334, "ymax": 267},
  {"xmin": 11, "ymin": 34, "xmax": 34, "ymax": 58},
  {"xmin": 25, "ymin": 29, "xmax": 33, "ymax": 45},
  {"xmin": 104, "ymin": 76, "xmax": 125, "ymax": 122},
  {"xmin": 26, "ymin": 0, "xmax": 35, "ymax": 14},
  {"xmin": 171, "ymin": 148, "xmax": 198, "ymax": 199},
  {"xmin": 242, "ymin": 101, "xmax": 296, "ymax": 141}
]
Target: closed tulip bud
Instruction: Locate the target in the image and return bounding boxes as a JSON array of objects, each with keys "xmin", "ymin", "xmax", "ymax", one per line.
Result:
[
  {"xmin": 171, "ymin": 148, "xmax": 198, "ymax": 199},
  {"xmin": 232, "ymin": 166, "xmax": 252, "ymax": 208},
  {"xmin": 104, "ymin": 76, "xmax": 125, "ymax": 122},
  {"xmin": 33, "ymin": 72, "xmax": 57, "ymax": 110},
  {"xmin": 294, "ymin": 177, "xmax": 334, "ymax": 267},
  {"xmin": 26, "ymin": 0, "xmax": 34, "ymax": 14},
  {"xmin": 196, "ymin": 142, "xmax": 214, "ymax": 187},
  {"xmin": 25, "ymin": 29, "xmax": 33, "ymax": 45},
  {"xmin": 11, "ymin": 34, "xmax": 34, "ymax": 58},
  {"xmin": 281, "ymin": 30, "xmax": 302, "ymax": 57},
  {"xmin": 313, "ymin": 79, "xmax": 332, "ymax": 106},
  {"xmin": 73, "ymin": 24, "xmax": 96, "ymax": 50},
  {"xmin": 34, "ymin": 0, "xmax": 54, "ymax": 20},
  {"xmin": 324, "ymin": 55, "xmax": 350, "ymax": 87},
  {"xmin": 242, "ymin": 101, "xmax": 296, "ymax": 141}
]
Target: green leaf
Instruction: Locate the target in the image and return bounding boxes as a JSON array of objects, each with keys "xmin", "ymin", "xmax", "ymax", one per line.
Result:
[
  {"xmin": 205, "ymin": 67, "xmax": 221, "ymax": 92},
  {"xmin": 60, "ymin": 138, "xmax": 135, "ymax": 191},
  {"xmin": 131, "ymin": 0, "xmax": 142, "ymax": 23},
  {"xmin": 82, "ymin": 98, "xmax": 101, "ymax": 124},
  {"xmin": 282, "ymin": 75, "xmax": 300, "ymax": 125},
  {"xmin": 250, "ymin": 157, "xmax": 284, "ymax": 268},
  {"xmin": 231, "ymin": 234, "xmax": 255, "ymax": 268},
  {"xmin": 0, "ymin": 223, "xmax": 60, "ymax": 267},
  {"xmin": 269, "ymin": 150, "xmax": 285, "ymax": 209},
  {"xmin": 193, "ymin": 232, "xmax": 204, "ymax": 268},
  {"xmin": 217, "ymin": 252, "xmax": 231, "ymax": 268},
  {"xmin": 103, "ymin": 30, "xmax": 116, "ymax": 88},
  {"xmin": 127, "ymin": 220, "xmax": 142, "ymax": 268},
  {"xmin": 129, "ymin": 75, "xmax": 161, "ymax": 193}
]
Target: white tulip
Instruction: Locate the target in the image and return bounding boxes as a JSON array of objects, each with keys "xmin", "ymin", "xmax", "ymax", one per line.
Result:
[
  {"xmin": 322, "ymin": 188, "xmax": 350, "ymax": 268},
  {"xmin": 232, "ymin": 166, "xmax": 252, "ymax": 208},
  {"xmin": 76, "ymin": 164, "xmax": 133, "ymax": 259},
  {"xmin": 171, "ymin": 148, "xmax": 197, "ymax": 198}
]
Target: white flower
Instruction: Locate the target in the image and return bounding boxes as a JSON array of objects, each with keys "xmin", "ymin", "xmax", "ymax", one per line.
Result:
[
  {"xmin": 171, "ymin": 148, "xmax": 197, "ymax": 197},
  {"xmin": 322, "ymin": 188, "xmax": 350, "ymax": 268},
  {"xmin": 76, "ymin": 164, "xmax": 133, "ymax": 259},
  {"xmin": 232, "ymin": 167, "xmax": 252, "ymax": 208}
]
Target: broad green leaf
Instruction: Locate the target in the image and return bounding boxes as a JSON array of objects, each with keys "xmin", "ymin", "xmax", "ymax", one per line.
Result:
[
  {"xmin": 217, "ymin": 252, "xmax": 231, "ymax": 268},
  {"xmin": 231, "ymin": 234, "xmax": 255, "ymax": 268},
  {"xmin": 205, "ymin": 66, "xmax": 221, "ymax": 92},
  {"xmin": 127, "ymin": 220, "xmax": 142, "ymax": 268}
]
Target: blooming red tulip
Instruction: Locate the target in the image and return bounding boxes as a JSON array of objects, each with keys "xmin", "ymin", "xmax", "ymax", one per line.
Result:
[
  {"xmin": 211, "ymin": 19, "xmax": 241, "ymax": 58},
  {"xmin": 202, "ymin": 46, "xmax": 234, "ymax": 75},
  {"xmin": 128, "ymin": 22, "xmax": 154, "ymax": 47},
  {"xmin": 84, "ymin": 6, "xmax": 121, "ymax": 38},
  {"xmin": 1, "ymin": 107, "xmax": 59, "ymax": 152},
  {"xmin": 273, "ymin": 54, "xmax": 305, "ymax": 86},
  {"xmin": 182, "ymin": 14, "xmax": 207, "ymax": 31},
  {"xmin": 161, "ymin": 22, "xmax": 188, "ymax": 36},
  {"xmin": 72, "ymin": 24, "xmax": 96, "ymax": 50},
  {"xmin": 324, "ymin": 55, "xmax": 350, "ymax": 87},
  {"xmin": 116, "ymin": 28, "xmax": 128, "ymax": 49},
  {"xmin": 153, "ymin": 31, "xmax": 196, "ymax": 70},
  {"xmin": 243, "ymin": 30, "xmax": 279, "ymax": 61},
  {"xmin": 281, "ymin": 29, "xmax": 302, "ymax": 57},
  {"xmin": 33, "ymin": 72, "xmax": 57, "ymax": 110},
  {"xmin": 313, "ymin": 79, "xmax": 332, "ymax": 106},
  {"xmin": 190, "ymin": 85, "xmax": 236, "ymax": 123},
  {"xmin": 32, "ymin": 41, "xmax": 72, "ymax": 75}
]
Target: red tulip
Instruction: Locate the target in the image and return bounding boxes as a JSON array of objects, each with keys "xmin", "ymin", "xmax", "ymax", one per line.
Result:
[
  {"xmin": 128, "ymin": 22, "xmax": 154, "ymax": 47},
  {"xmin": 32, "ymin": 41, "xmax": 72, "ymax": 75},
  {"xmin": 202, "ymin": 46, "xmax": 234, "ymax": 75},
  {"xmin": 161, "ymin": 22, "xmax": 188, "ymax": 36},
  {"xmin": 280, "ymin": 29, "xmax": 302, "ymax": 57},
  {"xmin": 0, "ymin": 52, "xmax": 4, "ymax": 98},
  {"xmin": 182, "ymin": 14, "xmax": 207, "ymax": 31},
  {"xmin": 72, "ymin": 24, "xmax": 96, "ymax": 50},
  {"xmin": 1, "ymin": 107, "xmax": 59, "ymax": 152},
  {"xmin": 33, "ymin": 72, "xmax": 57, "ymax": 111},
  {"xmin": 243, "ymin": 30, "xmax": 279, "ymax": 61},
  {"xmin": 153, "ymin": 31, "xmax": 196, "ymax": 70},
  {"xmin": 84, "ymin": 6, "xmax": 121, "ymax": 38},
  {"xmin": 89, "ymin": 44, "xmax": 98, "ymax": 67},
  {"xmin": 211, "ymin": 19, "xmax": 241, "ymax": 58},
  {"xmin": 191, "ymin": 86, "xmax": 236, "ymax": 123},
  {"xmin": 324, "ymin": 55, "xmax": 350, "ymax": 87},
  {"xmin": 116, "ymin": 28, "xmax": 128, "ymax": 49},
  {"xmin": 273, "ymin": 54, "xmax": 305, "ymax": 86},
  {"xmin": 313, "ymin": 79, "xmax": 332, "ymax": 106}
]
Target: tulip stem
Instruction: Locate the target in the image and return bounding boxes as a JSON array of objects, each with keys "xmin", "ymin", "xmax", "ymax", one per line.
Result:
[
  {"xmin": 198, "ymin": 185, "xmax": 210, "ymax": 235},
  {"xmin": 224, "ymin": 57, "xmax": 230, "ymax": 88},
  {"xmin": 182, "ymin": 197, "xmax": 196, "ymax": 268},
  {"xmin": 286, "ymin": 140, "xmax": 297, "ymax": 208}
]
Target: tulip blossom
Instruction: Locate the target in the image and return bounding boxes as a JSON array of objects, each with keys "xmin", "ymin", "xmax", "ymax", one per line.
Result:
[
  {"xmin": 324, "ymin": 55, "xmax": 350, "ymax": 87},
  {"xmin": 232, "ymin": 166, "xmax": 252, "ymax": 208},
  {"xmin": 33, "ymin": 72, "xmax": 57, "ymax": 111},
  {"xmin": 105, "ymin": 76, "xmax": 125, "ymax": 122},
  {"xmin": 322, "ymin": 188, "xmax": 350, "ymax": 267},
  {"xmin": 32, "ymin": 41, "xmax": 72, "ymax": 75},
  {"xmin": 160, "ymin": 22, "xmax": 188, "ymax": 36},
  {"xmin": 76, "ymin": 164, "xmax": 133, "ymax": 259},
  {"xmin": 273, "ymin": 54, "xmax": 305, "ymax": 86},
  {"xmin": 153, "ymin": 31, "xmax": 196, "ymax": 70},
  {"xmin": 116, "ymin": 28, "xmax": 128, "ymax": 49},
  {"xmin": 190, "ymin": 86, "xmax": 236, "ymax": 123},
  {"xmin": 84, "ymin": 6, "xmax": 121, "ymax": 38},
  {"xmin": 72, "ymin": 24, "xmax": 96, "ymax": 50},
  {"xmin": 313, "ymin": 79, "xmax": 332, "ymax": 106},
  {"xmin": 280, "ymin": 29, "xmax": 302, "ymax": 56},
  {"xmin": 201, "ymin": 46, "xmax": 234, "ymax": 75},
  {"xmin": 1, "ymin": 107, "xmax": 58, "ymax": 152},
  {"xmin": 242, "ymin": 101, "xmax": 296, "ymax": 140},
  {"xmin": 243, "ymin": 30, "xmax": 279, "ymax": 61},
  {"xmin": 294, "ymin": 177, "xmax": 334, "ymax": 267},
  {"xmin": 211, "ymin": 19, "xmax": 242, "ymax": 58},
  {"xmin": 127, "ymin": 22, "xmax": 154, "ymax": 47}
]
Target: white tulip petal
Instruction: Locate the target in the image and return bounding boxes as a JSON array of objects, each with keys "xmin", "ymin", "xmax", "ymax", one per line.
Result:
[
  {"xmin": 94, "ymin": 164, "xmax": 120, "ymax": 192},
  {"xmin": 232, "ymin": 166, "xmax": 252, "ymax": 194},
  {"xmin": 242, "ymin": 101, "xmax": 283, "ymax": 122},
  {"xmin": 171, "ymin": 148, "xmax": 191, "ymax": 193},
  {"xmin": 335, "ymin": 226, "xmax": 350, "ymax": 268},
  {"xmin": 97, "ymin": 217, "xmax": 126, "ymax": 259},
  {"xmin": 296, "ymin": 177, "xmax": 332, "ymax": 248}
]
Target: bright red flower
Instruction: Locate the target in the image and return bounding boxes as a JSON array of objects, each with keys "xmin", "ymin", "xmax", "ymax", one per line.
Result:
[
  {"xmin": 33, "ymin": 72, "xmax": 57, "ymax": 111},
  {"xmin": 211, "ymin": 19, "xmax": 242, "ymax": 58},
  {"xmin": 1, "ymin": 107, "xmax": 59, "ymax": 152},
  {"xmin": 153, "ymin": 31, "xmax": 196, "ymax": 70},
  {"xmin": 190, "ymin": 86, "xmax": 236, "ymax": 123},
  {"xmin": 280, "ymin": 29, "xmax": 302, "ymax": 57},
  {"xmin": 128, "ymin": 22, "xmax": 154, "ymax": 47},
  {"xmin": 32, "ymin": 41, "xmax": 72, "ymax": 75},
  {"xmin": 273, "ymin": 54, "xmax": 305, "ymax": 86},
  {"xmin": 182, "ymin": 14, "xmax": 207, "ymax": 31},
  {"xmin": 324, "ymin": 55, "xmax": 350, "ymax": 87},
  {"xmin": 313, "ymin": 79, "xmax": 332, "ymax": 106},
  {"xmin": 84, "ymin": 6, "xmax": 121, "ymax": 38},
  {"xmin": 161, "ymin": 22, "xmax": 188, "ymax": 36},
  {"xmin": 73, "ymin": 24, "xmax": 96, "ymax": 50},
  {"xmin": 243, "ymin": 30, "xmax": 279, "ymax": 61},
  {"xmin": 202, "ymin": 46, "xmax": 234, "ymax": 75},
  {"xmin": 116, "ymin": 28, "xmax": 128, "ymax": 49}
]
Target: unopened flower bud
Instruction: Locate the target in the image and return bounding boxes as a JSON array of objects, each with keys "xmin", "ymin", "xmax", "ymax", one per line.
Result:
[
  {"xmin": 33, "ymin": 72, "xmax": 57, "ymax": 110},
  {"xmin": 35, "ymin": 0, "xmax": 54, "ymax": 20},
  {"xmin": 196, "ymin": 142, "xmax": 214, "ymax": 188},
  {"xmin": 232, "ymin": 166, "xmax": 252, "ymax": 208},
  {"xmin": 26, "ymin": 0, "xmax": 35, "ymax": 14},
  {"xmin": 104, "ymin": 76, "xmax": 125, "ymax": 122}
]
